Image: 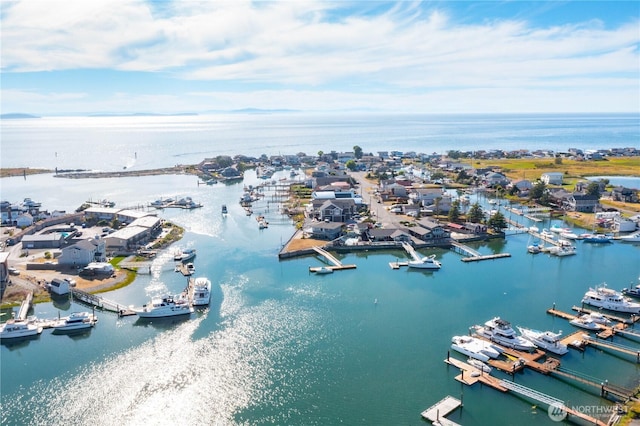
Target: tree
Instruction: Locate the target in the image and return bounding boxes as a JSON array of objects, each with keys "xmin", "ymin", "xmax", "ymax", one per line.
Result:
[
  {"xmin": 317, "ymin": 150, "xmax": 324, "ymax": 157},
  {"xmin": 467, "ymin": 202, "xmax": 484, "ymax": 223},
  {"xmin": 434, "ymin": 196, "xmax": 442, "ymax": 217},
  {"xmin": 455, "ymin": 170, "xmax": 469, "ymax": 183},
  {"xmin": 353, "ymin": 145, "xmax": 363, "ymax": 159},
  {"xmin": 448, "ymin": 150, "xmax": 461, "ymax": 159},
  {"xmin": 345, "ymin": 159, "xmax": 357, "ymax": 171},
  {"xmin": 215, "ymin": 155, "xmax": 233, "ymax": 168},
  {"xmin": 431, "ymin": 171, "xmax": 446, "ymax": 183},
  {"xmin": 487, "ymin": 211, "xmax": 508, "ymax": 231},
  {"xmin": 530, "ymin": 181, "xmax": 547, "ymax": 200},
  {"xmin": 586, "ymin": 181, "xmax": 602, "ymax": 197},
  {"xmin": 448, "ymin": 200, "xmax": 461, "ymax": 223}
]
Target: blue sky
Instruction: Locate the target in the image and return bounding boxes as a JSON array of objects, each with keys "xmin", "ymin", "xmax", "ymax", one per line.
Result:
[{"xmin": 1, "ymin": 1, "xmax": 638, "ymax": 115}]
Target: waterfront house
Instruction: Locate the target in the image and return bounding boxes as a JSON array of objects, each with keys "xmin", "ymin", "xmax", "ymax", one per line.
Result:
[
  {"xmin": 0, "ymin": 252, "xmax": 9, "ymax": 283},
  {"xmin": 415, "ymin": 219, "xmax": 451, "ymax": 241},
  {"xmin": 482, "ymin": 172, "xmax": 510, "ymax": 188},
  {"xmin": 611, "ymin": 186, "xmax": 638, "ymax": 203},
  {"xmin": 566, "ymin": 194, "xmax": 599, "ymax": 213},
  {"xmin": 365, "ymin": 228, "xmax": 411, "ymax": 243},
  {"xmin": 541, "ymin": 172, "xmax": 564, "ymax": 185},
  {"xmin": 315, "ymin": 199, "xmax": 358, "ymax": 223},
  {"xmin": 306, "ymin": 221, "xmax": 344, "ymax": 240}
]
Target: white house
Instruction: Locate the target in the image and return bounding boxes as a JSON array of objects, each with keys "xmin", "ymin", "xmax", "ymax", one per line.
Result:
[
  {"xmin": 541, "ymin": 172, "xmax": 564, "ymax": 185},
  {"xmin": 15, "ymin": 213, "xmax": 34, "ymax": 228}
]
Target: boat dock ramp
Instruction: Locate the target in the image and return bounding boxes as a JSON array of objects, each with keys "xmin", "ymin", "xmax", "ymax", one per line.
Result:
[
  {"xmin": 420, "ymin": 395, "xmax": 462, "ymax": 426},
  {"xmin": 16, "ymin": 291, "xmax": 33, "ymax": 321},
  {"xmin": 308, "ymin": 246, "xmax": 357, "ymax": 273},
  {"xmin": 444, "ymin": 355, "xmax": 619, "ymax": 425},
  {"xmin": 72, "ymin": 288, "xmax": 136, "ymax": 316},
  {"xmin": 450, "ymin": 241, "xmax": 511, "ymax": 262}
]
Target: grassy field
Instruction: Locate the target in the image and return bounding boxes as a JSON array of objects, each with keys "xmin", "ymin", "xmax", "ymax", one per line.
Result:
[
  {"xmin": 1, "ymin": 168, "xmax": 52, "ymax": 178},
  {"xmin": 461, "ymin": 157, "xmax": 640, "ymax": 182}
]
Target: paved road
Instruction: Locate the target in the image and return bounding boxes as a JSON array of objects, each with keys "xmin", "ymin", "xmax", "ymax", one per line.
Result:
[{"xmin": 351, "ymin": 171, "xmax": 408, "ymax": 229}]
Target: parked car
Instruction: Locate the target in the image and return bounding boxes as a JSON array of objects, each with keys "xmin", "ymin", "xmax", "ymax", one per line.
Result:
[{"xmin": 8, "ymin": 267, "xmax": 19, "ymax": 276}]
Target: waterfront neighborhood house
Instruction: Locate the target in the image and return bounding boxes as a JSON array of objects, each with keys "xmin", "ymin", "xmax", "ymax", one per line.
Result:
[
  {"xmin": 541, "ymin": 172, "xmax": 564, "ymax": 185},
  {"xmin": 482, "ymin": 172, "xmax": 509, "ymax": 188},
  {"xmin": 566, "ymin": 194, "xmax": 600, "ymax": 213},
  {"xmin": 58, "ymin": 238, "xmax": 107, "ymax": 267},
  {"xmin": 316, "ymin": 199, "xmax": 357, "ymax": 222},
  {"xmin": 306, "ymin": 221, "xmax": 344, "ymax": 240}
]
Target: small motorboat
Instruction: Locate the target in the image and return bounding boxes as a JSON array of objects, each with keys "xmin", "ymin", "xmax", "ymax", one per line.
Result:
[{"xmin": 315, "ymin": 267, "xmax": 334, "ymax": 275}]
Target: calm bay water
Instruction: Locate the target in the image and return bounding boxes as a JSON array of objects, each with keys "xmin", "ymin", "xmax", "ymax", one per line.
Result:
[{"xmin": 1, "ymin": 114, "xmax": 640, "ymax": 425}]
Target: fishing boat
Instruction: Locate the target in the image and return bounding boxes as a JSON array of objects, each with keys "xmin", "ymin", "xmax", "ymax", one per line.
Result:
[
  {"xmin": 473, "ymin": 317, "xmax": 536, "ymax": 351},
  {"xmin": 0, "ymin": 320, "xmax": 43, "ymax": 340},
  {"xmin": 191, "ymin": 277, "xmax": 212, "ymax": 306},
  {"xmin": 173, "ymin": 248, "xmax": 196, "ymax": 263},
  {"xmin": 548, "ymin": 245, "xmax": 576, "ymax": 257},
  {"xmin": 581, "ymin": 284, "xmax": 640, "ymax": 313},
  {"xmin": 51, "ymin": 311, "xmax": 98, "ymax": 333},
  {"xmin": 622, "ymin": 277, "xmax": 640, "ymax": 298},
  {"xmin": 315, "ymin": 266, "xmax": 334, "ymax": 275},
  {"xmin": 516, "ymin": 326, "xmax": 568, "ymax": 355}
]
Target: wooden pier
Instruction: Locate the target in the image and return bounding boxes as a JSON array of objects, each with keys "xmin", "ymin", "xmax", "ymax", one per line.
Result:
[
  {"xmin": 420, "ymin": 395, "xmax": 462, "ymax": 426},
  {"xmin": 71, "ymin": 289, "xmax": 136, "ymax": 316},
  {"xmin": 175, "ymin": 263, "xmax": 193, "ymax": 276},
  {"xmin": 16, "ymin": 291, "xmax": 33, "ymax": 321},
  {"xmin": 444, "ymin": 356, "xmax": 508, "ymax": 391},
  {"xmin": 309, "ymin": 246, "xmax": 356, "ymax": 273},
  {"xmin": 450, "ymin": 241, "xmax": 511, "ymax": 262}
]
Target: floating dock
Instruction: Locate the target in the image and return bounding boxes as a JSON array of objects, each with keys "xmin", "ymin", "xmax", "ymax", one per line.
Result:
[
  {"xmin": 450, "ymin": 241, "xmax": 511, "ymax": 262},
  {"xmin": 309, "ymin": 246, "xmax": 356, "ymax": 273},
  {"xmin": 420, "ymin": 395, "xmax": 462, "ymax": 426},
  {"xmin": 444, "ymin": 355, "xmax": 508, "ymax": 391}
]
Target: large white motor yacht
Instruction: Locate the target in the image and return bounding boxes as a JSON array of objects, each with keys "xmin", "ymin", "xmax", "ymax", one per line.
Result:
[
  {"xmin": 516, "ymin": 326, "xmax": 568, "ymax": 355},
  {"xmin": 191, "ymin": 277, "xmax": 212, "ymax": 306},
  {"xmin": 581, "ymin": 285, "xmax": 640, "ymax": 314},
  {"xmin": 51, "ymin": 311, "xmax": 97, "ymax": 332},
  {"xmin": 450, "ymin": 335, "xmax": 501, "ymax": 362},
  {"xmin": 134, "ymin": 295, "xmax": 194, "ymax": 318},
  {"xmin": 473, "ymin": 317, "xmax": 536, "ymax": 351}
]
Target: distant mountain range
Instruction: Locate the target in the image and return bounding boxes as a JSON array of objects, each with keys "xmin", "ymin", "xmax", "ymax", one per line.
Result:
[
  {"xmin": 0, "ymin": 113, "xmax": 40, "ymax": 119},
  {"xmin": 1, "ymin": 109, "xmax": 302, "ymax": 118}
]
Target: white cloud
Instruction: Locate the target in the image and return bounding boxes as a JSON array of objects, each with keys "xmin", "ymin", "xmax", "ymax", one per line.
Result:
[{"xmin": 1, "ymin": 1, "xmax": 638, "ymax": 113}]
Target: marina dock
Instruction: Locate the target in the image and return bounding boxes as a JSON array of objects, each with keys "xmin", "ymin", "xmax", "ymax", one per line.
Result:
[
  {"xmin": 308, "ymin": 246, "xmax": 357, "ymax": 273},
  {"xmin": 450, "ymin": 241, "xmax": 511, "ymax": 262},
  {"xmin": 72, "ymin": 289, "xmax": 136, "ymax": 316},
  {"xmin": 420, "ymin": 395, "xmax": 462, "ymax": 426},
  {"xmin": 445, "ymin": 355, "xmax": 611, "ymax": 424}
]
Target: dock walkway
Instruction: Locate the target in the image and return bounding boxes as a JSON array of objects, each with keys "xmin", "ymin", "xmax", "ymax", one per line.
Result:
[
  {"xmin": 72, "ymin": 289, "xmax": 135, "ymax": 316},
  {"xmin": 17, "ymin": 291, "xmax": 33, "ymax": 321},
  {"xmin": 450, "ymin": 241, "xmax": 511, "ymax": 262},
  {"xmin": 309, "ymin": 246, "xmax": 357, "ymax": 273},
  {"xmin": 420, "ymin": 396, "xmax": 462, "ymax": 426}
]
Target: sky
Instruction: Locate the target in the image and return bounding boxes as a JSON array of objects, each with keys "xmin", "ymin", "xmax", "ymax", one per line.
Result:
[{"xmin": 1, "ymin": 0, "xmax": 639, "ymax": 115}]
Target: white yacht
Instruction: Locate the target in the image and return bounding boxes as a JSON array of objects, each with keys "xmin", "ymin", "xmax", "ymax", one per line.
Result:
[
  {"xmin": 581, "ymin": 284, "xmax": 640, "ymax": 314},
  {"xmin": 134, "ymin": 295, "xmax": 194, "ymax": 318},
  {"xmin": 516, "ymin": 326, "xmax": 568, "ymax": 355},
  {"xmin": 408, "ymin": 254, "xmax": 441, "ymax": 270},
  {"xmin": 51, "ymin": 311, "xmax": 97, "ymax": 332},
  {"xmin": 191, "ymin": 277, "xmax": 212, "ymax": 306},
  {"xmin": 450, "ymin": 335, "xmax": 501, "ymax": 362},
  {"xmin": 0, "ymin": 320, "xmax": 43, "ymax": 340},
  {"xmin": 174, "ymin": 248, "xmax": 196, "ymax": 263},
  {"xmin": 619, "ymin": 231, "xmax": 640, "ymax": 243},
  {"xmin": 569, "ymin": 314, "xmax": 604, "ymax": 331},
  {"xmin": 548, "ymin": 245, "xmax": 576, "ymax": 257},
  {"xmin": 186, "ymin": 263, "xmax": 195, "ymax": 275},
  {"xmin": 473, "ymin": 317, "xmax": 536, "ymax": 351}
]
